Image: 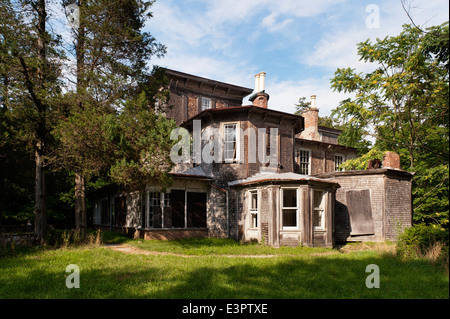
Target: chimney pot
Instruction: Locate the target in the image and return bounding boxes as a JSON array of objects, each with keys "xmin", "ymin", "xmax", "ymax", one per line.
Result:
[
  {"xmin": 311, "ymin": 95, "xmax": 317, "ymax": 109},
  {"xmin": 254, "ymin": 74, "xmax": 260, "ymax": 93},
  {"xmin": 259, "ymin": 72, "xmax": 266, "ymax": 91}
]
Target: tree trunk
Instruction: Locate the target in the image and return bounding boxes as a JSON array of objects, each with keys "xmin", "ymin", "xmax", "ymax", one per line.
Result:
[
  {"xmin": 73, "ymin": 0, "xmax": 87, "ymax": 238},
  {"xmin": 34, "ymin": 148, "xmax": 47, "ymax": 244},
  {"xmin": 74, "ymin": 172, "xmax": 86, "ymax": 237},
  {"xmin": 33, "ymin": 0, "xmax": 47, "ymax": 245}
]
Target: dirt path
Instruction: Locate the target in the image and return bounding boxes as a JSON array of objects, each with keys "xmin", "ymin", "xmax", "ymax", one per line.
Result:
[
  {"xmin": 104, "ymin": 243, "xmax": 283, "ymax": 258},
  {"xmin": 103, "ymin": 243, "xmax": 344, "ymax": 258}
]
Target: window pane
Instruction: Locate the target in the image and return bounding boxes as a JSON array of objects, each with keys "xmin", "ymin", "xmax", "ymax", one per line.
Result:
[
  {"xmin": 335, "ymin": 155, "xmax": 344, "ymax": 171},
  {"xmin": 202, "ymin": 97, "xmax": 211, "ymax": 111},
  {"xmin": 224, "ymin": 124, "xmax": 237, "ymax": 161},
  {"xmin": 296, "ymin": 149, "xmax": 310, "ymax": 175},
  {"xmin": 283, "ymin": 189, "xmax": 297, "ymax": 208},
  {"xmin": 313, "ymin": 209, "xmax": 323, "ymax": 229},
  {"xmin": 251, "ymin": 192, "xmax": 258, "ymax": 210},
  {"xmin": 251, "ymin": 213, "xmax": 258, "ymax": 228},
  {"xmin": 283, "ymin": 209, "xmax": 297, "ymax": 227},
  {"xmin": 314, "ymin": 191, "xmax": 323, "ymax": 209}
]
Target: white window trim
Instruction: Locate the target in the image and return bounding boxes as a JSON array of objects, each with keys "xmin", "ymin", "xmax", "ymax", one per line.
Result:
[
  {"xmin": 334, "ymin": 154, "xmax": 346, "ymax": 172},
  {"xmin": 281, "ymin": 188, "xmax": 299, "ymax": 230},
  {"xmin": 296, "ymin": 148, "xmax": 311, "ymax": 175},
  {"xmin": 248, "ymin": 189, "xmax": 259, "ymax": 229},
  {"xmin": 221, "ymin": 121, "xmax": 241, "ymax": 163}
]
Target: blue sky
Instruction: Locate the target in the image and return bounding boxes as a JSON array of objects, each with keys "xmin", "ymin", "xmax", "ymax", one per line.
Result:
[{"xmin": 145, "ymin": 0, "xmax": 449, "ymax": 116}]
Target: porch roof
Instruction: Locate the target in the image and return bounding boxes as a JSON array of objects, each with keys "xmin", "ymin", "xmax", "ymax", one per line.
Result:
[
  {"xmin": 171, "ymin": 166, "xmax": 213, "ymax": 181},
  {"xmin": 228, "ymin": 172, "xmax": 340, "ymax": 187}
]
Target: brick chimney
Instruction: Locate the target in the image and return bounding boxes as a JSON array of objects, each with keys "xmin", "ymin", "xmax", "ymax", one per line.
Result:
[
  {"xmin": 382, "ymin": 151, "xmax": 401, "ymax": 170},
  {"xmin": 250, "ymin": 72, "xmax": 269, "ymax": 108},
  {"xmin": 299, "ymin": 95, "xmax": 321, "ymax": 141}
]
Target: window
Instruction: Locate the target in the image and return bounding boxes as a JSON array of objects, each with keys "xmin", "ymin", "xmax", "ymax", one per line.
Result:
[
  {"xmin": 187, "ymin": 192, "xmax": 207, "ymax": 228},
  {"xmin": 148, "ymin": 192, "xmax": 161, "ymax": 228},
  {"xmin": 249, "ymin": 191, "xmax": 258, "ymax": 228},
  {"xmin": 141, "ymin": 193, "xmax": 147, "ymax": 228},
  {"xmin": 335, "ymin": 155, "xmax": 345, "ymax": 172},
  {"xmin": 282, "ymin": 189, "xmax": 298, "ymax": 229},
  {"xmin": 313, "ymin": 191, "xmax": 325, "ymax": 230},
  {"xmin": 201, "ymin": 97, "xmax": 212, "ymax": 111},
  {"xmin": 296, "ymin": 149, "xmax": 310, "ymax": 175},
  {"xmin": 224, "ymin": 124, "xmax": 237, "ymax": 162},
  {"xmin": 101, "ymin": 199, "xmax": 109, "ymax": 225}
]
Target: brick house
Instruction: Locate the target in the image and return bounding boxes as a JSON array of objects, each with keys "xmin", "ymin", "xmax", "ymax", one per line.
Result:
[{"xmin": 92, "ymin": 69, "xmax": 413, "ymax": 247}]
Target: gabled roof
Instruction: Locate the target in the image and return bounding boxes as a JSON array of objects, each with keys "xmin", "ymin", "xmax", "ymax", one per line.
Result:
[
  {"xmin": 295, "ymin": 137, "xmax": 357, "ymax": 152},
  {"xmin": 171, "ymin": 166, "xmax": 213, "ymax": 180},
  {"xmin": 165, "ymin": 68, "xmax": 253, "ymax": 98},
  {"xmin": 180, "ymin": 105, "xmax": 304, "ymax": 134}
]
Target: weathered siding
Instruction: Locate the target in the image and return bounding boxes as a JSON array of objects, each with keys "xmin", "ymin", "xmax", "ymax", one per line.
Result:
[
  {"xmin": 324, "ymin": 170, "xmax": 412, "ymax": 242},
  {"xmin": 384, "ymin": 175, "xmax": 412, "ymax": 241},
  {"xmin": 207, "ymin": 186, "xmax": 228, "ymax": 238},
  {"xmin": 333, "ymin": 173, "xmax": 385, "ymax": 242}
]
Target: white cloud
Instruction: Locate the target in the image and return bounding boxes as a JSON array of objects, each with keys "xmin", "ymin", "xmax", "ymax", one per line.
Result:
[
  {"xmin": 262, "ymin": 12, "xmax": 294, "ymax": 32},
  {"xmin": 147, "ymin": 0, "xmax": 448, "ymax": 120},
  {"xmin": 243, "ymin": 76, "xmax": 353, "ymax": 117}
]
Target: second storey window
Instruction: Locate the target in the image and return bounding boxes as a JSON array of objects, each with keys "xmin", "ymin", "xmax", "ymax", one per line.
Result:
[
  {"xmin": 224, "ymin": 124, "xmax": 237, "ymax": 162},
  {"xmin": 201, "ymin": 97, "xmax": 212, "ymax": 111},
  {"xmin": 296, "ymin": 149, "xmax": 311, "ymax": 175},
  {"xmin": 335, "ymin": 155, "xmax": 344, "ymax": 171}
]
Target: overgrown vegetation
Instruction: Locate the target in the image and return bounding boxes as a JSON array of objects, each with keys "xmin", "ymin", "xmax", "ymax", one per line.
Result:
[
  {"xmin": 396, "ymin": 224, "xmax": 449, "ymax": 273},
  {"xmin": 329, "ymin": 22, "xmax": 449, "ymax": 229}
]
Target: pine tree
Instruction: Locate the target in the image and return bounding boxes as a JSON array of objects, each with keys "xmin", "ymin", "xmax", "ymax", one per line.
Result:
[
  {"xmin": 56, "ymin": 0, "xmax": 167, "ymax": 236},
  {"xmin": 0, "ymin": 0, "xmax": 64, "ymax": 243}
]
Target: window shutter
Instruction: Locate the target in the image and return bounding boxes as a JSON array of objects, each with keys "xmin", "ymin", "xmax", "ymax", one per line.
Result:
[{"xmin": 197, "ymin": 97, "xmax": 202, "ymax": 114}]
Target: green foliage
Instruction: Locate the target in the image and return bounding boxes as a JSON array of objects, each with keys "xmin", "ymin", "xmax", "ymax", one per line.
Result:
[
  {"xmin": 397, "ymin": 223, "xmax": 449, "ymax": 260},
  {"xmin": 330, "ymin": 23, "xmax": 449, "ymax": 228},
  {"xmin": 340, "ymin": 148, "xmax": 386, "ymax": 171},
  {"xmin": 294, "ymin": 96, "xmax": 312, "ymax": 114},
  {"xmin": 295, "ymin": 97, "xmax": 371, "ymax": 155}
]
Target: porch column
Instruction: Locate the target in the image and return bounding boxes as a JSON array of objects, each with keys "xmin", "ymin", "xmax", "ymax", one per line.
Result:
[{"xmin": 301, "ymin": 188, "xmax": 313, "ymax": 246}]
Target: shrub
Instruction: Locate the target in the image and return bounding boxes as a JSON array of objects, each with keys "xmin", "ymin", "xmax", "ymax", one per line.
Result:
[{"xmin": 397, "ymin": 224, "xmax": 449, "ymax": 264}]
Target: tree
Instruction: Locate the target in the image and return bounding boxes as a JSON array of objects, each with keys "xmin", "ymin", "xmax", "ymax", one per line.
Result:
[
  {"xmin": 331, "ymin": 23, "xmax": 449, "ymax": 227},
  {"xmin": 294, "ymin": 96, "xmax": 311, "ymax": 114},
  {"xmin": 56, "ymin": 0, "xmax": 167, "ymax": 236},
  {"xmin": 295, "ymin": 97, "xmax": 371, "ymax": 155},
  {"xmin": 0, "ymin": 0, "xmax": 65, "ymax": 242}
]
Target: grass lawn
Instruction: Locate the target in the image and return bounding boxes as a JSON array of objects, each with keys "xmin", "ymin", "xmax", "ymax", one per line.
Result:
[{"xmin": 0, "ymin": 234, "xmax": 448, "ymax": 299}]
